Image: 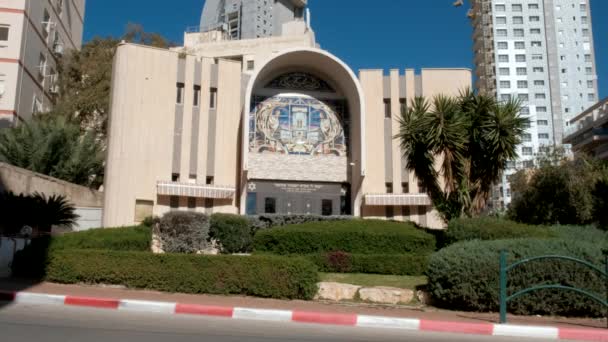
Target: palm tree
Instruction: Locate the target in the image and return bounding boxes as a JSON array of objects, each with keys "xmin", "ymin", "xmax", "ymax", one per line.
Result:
[
  {"xmin": 0, "ymin": 115, "xmax": 104, "ymax": 188},
  {"xmin": 396, "ymin": 89, "xmax": 528, "ymax": 222}
]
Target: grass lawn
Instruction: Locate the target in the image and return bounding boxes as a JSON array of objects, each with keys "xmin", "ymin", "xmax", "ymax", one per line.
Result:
[{"xmin": 319, "ymin": 273, "xmax": 427, "ymax": 290}]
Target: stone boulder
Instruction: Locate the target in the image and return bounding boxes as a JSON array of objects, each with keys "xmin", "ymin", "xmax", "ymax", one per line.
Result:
[
  {"xmin": 359, "ymin": 287, "xmax": 414, "ymax": 305},
  {"xmin": 315, "ymin": 282, "xmax": 360, "ymax": 302}
]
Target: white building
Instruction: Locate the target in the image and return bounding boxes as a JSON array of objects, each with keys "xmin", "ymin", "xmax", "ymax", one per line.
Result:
[
  {"xmin": 0, "ymin": 0, "xmax": 86, "ymax": 128},
  {"xmin": 469, "ymin": 0, "xmax": 599, "ymax": 208}
]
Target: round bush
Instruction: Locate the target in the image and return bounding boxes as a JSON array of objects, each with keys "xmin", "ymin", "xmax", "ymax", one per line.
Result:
[
  {"xmin": 210, "ymin": 213, "xmax": 253, "ymax": 254},
  {"xmin": 427, "ymin": 238, "xmax": 606, "ymax": 317},
  {"xmin": 159, "ymin": 211, "xmax": 210, "ymax": 254}
]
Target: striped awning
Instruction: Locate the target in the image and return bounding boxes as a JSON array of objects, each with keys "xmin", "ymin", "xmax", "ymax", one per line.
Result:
[
  {"xmin": 364, "ymin": 194, "xmax": 431, "ymax": 206},
  {"xmin": 157, "ymin": 181, "xmax": 235, "ymax": 199}
]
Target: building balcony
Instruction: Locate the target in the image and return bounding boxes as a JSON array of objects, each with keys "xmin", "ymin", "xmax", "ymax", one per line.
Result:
[
  {"xmin": 364, "ymin": 194, "xmax": 431, "ymax": 207},
  {"xmin": 157, "ymin": 181, "xmax": 236, "ymax": 199}
]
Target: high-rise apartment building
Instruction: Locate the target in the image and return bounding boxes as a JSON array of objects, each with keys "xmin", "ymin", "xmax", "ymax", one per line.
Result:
[
  {"xmin": 469, "ymin": 0, "xmax": 598, "ymax": 208},
  {"xmin": 199, "ymin": 0, "xmax": 307, "ymax": 40},
  {"xmin": 0, "ymin": 0, "xmax": 86, "ymax": 128}
]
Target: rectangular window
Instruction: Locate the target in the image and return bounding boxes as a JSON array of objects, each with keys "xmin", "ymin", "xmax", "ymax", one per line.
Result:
[
  {"xmin": 402, "ymin": 182, "xmax": 410, "ymax": 194},
  {"xmin": 586, "ymin": 67, "xmax": 593, "ymax": 75},
  {"xmin": 587, "ymin": 80, "xmax": 594, "ymax": 88},
  {"xmin": 528, "ymin": 3, "xmax": 539, "ymax": 9},
  {"xmin": 588, "ymin": 93, "xmax": 595, "ymax": 101},
  {"xmin": 399, "ymin": 98, "xmax": 407, "ymax": 115},
  {"xmin": 522, "ymin": 147, "xmax": 533, "ymax": 155},
  {"xmin": 247, "ymin": 60, "xmax": 255, "ymax": 70},
  {"xmin": 581, "ymin": 16, "xmax": 588, "ymax": 24},
  {"xmin": 516, "ymin": 54, "xmax": 526, "ymax": 62},
  {"xmin": 530, "ymin": 28, "xmax": 541, "ymax": 34},
  {"xmin": 531, "ymin": 41, "xmax": 542, "ymax": 47},
  {"xmin": 580, "ymin": 4, "xmax": 587, "ymax": 12},
  {"xmin": 538, "ymin": 133, "xmax": 549, "ymax": 139},
  {"xmin": 385, "ymin": 182, "xmax": 393, "ymax": 193},
  {"xmin": 496, "ymin": 29, "xmax": 508, "ymax": 37},
  {"xmin": 176, "ymin": 83, "xmax": 184, "ymax": 104},
  {"xmin": 518, "ymin": 94, "xmax": 529, "ymax": 101},
  {"xmin": 499, "ymin": 67, "xmax": 510, "ymax": 76},
  {"xmin": 514, "ymin": 41, "xmax": 525, "ymax": 49},
  {"xmin": 529, "ymin": 16, "xmax": 540, "ymax": 22},
  {"xmin": 170, "ymin": 196, "xmax": 180, "ymax": 209},
  {"xmin": 522, "ymin": 121, "xmax": 530, "ymax": 128},
  {"xmin": 585, "ymin": 54, "xmax": 592, "ymax": 62},
  {"xmin": 535, "ymin": 93, "xmax": 546, "ymax": 99},
  {"xmin": 417, "ymin": 182, "xmax": 427, "ymax": 194},
  {"xmin": 532, "ymin": 67, "xmax": 544, "ymax": 72},
  {"xmin": 516, "ymin": 67, "xmax": 527, "ymax": 75},
  {"xmin": 522, "ymin": 133, "xmax": 532, "ymax": 142},
  {"xmin": 520, "ymin": 107, "xmax": 530, "ymax": 115},
  {"xmin": 0, "ymin": 25, "xmax": 8, "ymax": 41},
  {"xmin": 495, "ymin": 4, "xmax": 506, "ymax": 11},
  {"xmin": 582, "ymin": 29, "xmax": 590, "ymax": 37},
  {"xmin": 514, "ymin": 29, "xmax": 524, "ymax": 37},
  {"xmin": 384, "ymin": 99, "xmax": 391, "ymax": 118},
  {"xmin": 534, "ymin": 80, "xmax": 545, "ymax": 86},
  {"xmin": 38, "ymin": 54, "xmax": 47, "ymax": 83},
  {"xmin": 513, "ymin": 17, "xmax": 524, "ymax": 24},
  {"xmin": 512, "ymin": 4, "xmax": 523, "ymax": 12},
  {"xmin": 322, "ymin": 200, "xmax": 333, "ymax": 216},
  {"xmin": 500, "ymin": 81, "xmax": 511, "ymax": 89},
  {"xmin": 498, "ymin": 54, "xmax": 509, "ymax": 63},
  {"xmin": 517, "ymin": 80, "xmax": 528, "ymax": 89},
  {"xmin": 523, "ymin": 160, "xmax": 534, "ymax": 168},
  {"xmin": 537, "ymin": 120, "xmax": 548, "ymax": 126},
  {"xmin": 497, "ymin": 42, "xmax": 508, "ymax": 50},
  {"xmin": 264, "ymin": 198, "xmax": 276, "ymax": 214},
  {"xmin": 501, "ymin": 94, "xmax": 512, "ymax": 102},
  {"xmin": 496, "ymin": 16, "xmax": 507, "ymax": 25},
  {"xmin": 209, "ymin": 87, "xmax": 217, "ymax": 109},
  {"xmin": 537, "ymin": 106, "xmax": 547, "ymax": 113},
  {"xmin": 56, "ymin": 0, "xmax": 64, "ymax": 16},
  {"xmin": 193, "ymin": 85, "xmax": 201, "ymax": 107},
  {"xmin": 187, "ymin": 197, "xmax": 197, "ymax": 210},
  {"xmin": 42, "ymin": 10, "xmax": 51, "ymax": 38}
]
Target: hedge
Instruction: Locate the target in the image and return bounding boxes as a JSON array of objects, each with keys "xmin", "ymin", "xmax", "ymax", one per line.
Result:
[
  {"xmin": 210, "ymin": 213, "xmax": 252, "ymax": 254},
  {"xmin": 253, "ymin": 220, "xmax": 436, "ymax": 255},
  {"xmin": 441, "ymin": 217, "xmax": 555, "ymax": 247},
  {"xmin": 13, "ymin": 249, "xmax": 318, "ymax": 300},
  {"xmin": 426, "ymin": 238, "xmax": 606, "ymax": 317},
  {"xmin": 158, "ymin": 211, "xmax": 210, "ymax": 254},
  {"xmin": 25, "ymin": 225, "xmax": 151, "ymax": 253},
  {"xmin": 247, "ymin": 214, "xmax": 354, "ymax": 233},
  {"xmin": 308, "ymin": 252, "xmax": 428, "ymax": 276}
]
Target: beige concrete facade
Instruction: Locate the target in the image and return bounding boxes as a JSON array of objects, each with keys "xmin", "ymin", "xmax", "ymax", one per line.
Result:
[
  {"xmin": 103, "ymin": 33, "xmax": 471, "ymax": 229},
  {"xmin": 0, "ymin": 0, "xmax": 85, "ymax": 127}
]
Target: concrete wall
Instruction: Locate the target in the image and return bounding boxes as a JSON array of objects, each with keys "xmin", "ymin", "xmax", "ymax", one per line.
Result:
[{"xmin": 0, "ymin": 162, "xmax": 103, "ymax": 230}]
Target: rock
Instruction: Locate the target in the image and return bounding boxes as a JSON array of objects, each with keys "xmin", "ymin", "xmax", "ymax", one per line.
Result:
[
  {"xmin": 359, "ymin": 287, "xmax": 414, "ymax": 305},
  {"xmin": 315, "ymin": 282, "xmax": 360, "ymax": 302}
]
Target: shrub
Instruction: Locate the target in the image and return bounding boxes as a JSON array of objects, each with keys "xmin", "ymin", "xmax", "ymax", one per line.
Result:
[
  {"xmin": 247, "ymin": 214, "xmax": 354, "ymax": 233},
  {"xmin": 210, "ymin": 214, "xmax": 253, "ymax": 254},
  {"xmin": 142, "ymin": 216, "xmax": 160, "ymax": 227},
  {"xmin": 158, "ymin": 211, "xmax": 210, "ymax": 254},
  {"xmin": 253, "ymin": 220, "xmax": 435, "ymax": 255},
  {"xmin": 15, "ymin": 249, "xmax": 318, "ymax": 300},
  {"xmin": 309, "ymin": 253, "xmax": 428, "ymax": 276},
  {"xmin": 427, "ymin": 238, "xmax": 606, "ymax": 317},
  {"xmin": 442, "ymin": 217, "xmax": 555, "ymax": 247}
]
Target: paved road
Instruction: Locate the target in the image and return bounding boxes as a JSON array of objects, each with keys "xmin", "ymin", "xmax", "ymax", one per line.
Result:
[{"xmin": 0, "ymin": 302, "xmax": 559, "ymax": 342}]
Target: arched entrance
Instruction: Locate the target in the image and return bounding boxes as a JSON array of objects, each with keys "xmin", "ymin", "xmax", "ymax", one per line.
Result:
[{"xmin": 241, "ymin": 48, "xmax": 365, "ymax": 216}]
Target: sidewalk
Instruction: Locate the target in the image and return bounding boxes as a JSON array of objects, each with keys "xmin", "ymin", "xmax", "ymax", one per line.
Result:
[{"xmin": 1, "ymin": 278, "xmax": 605, "ymax": 331}]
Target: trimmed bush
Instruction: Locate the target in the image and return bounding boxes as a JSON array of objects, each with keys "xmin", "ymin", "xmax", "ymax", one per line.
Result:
[
  {"xmin": 254, "ymin": 220, "xmax": 435, "ymax": 255},
  {"xmin": 247, "ymin": 214, "xmax": 354, "ymax": 233},
  {"xmin": 442, "ymin": 217, "xmax": 554, "ymax": 247},
  {"xmin": 210, "ymin": 213, "xmax": 253, "ymax": 254},
  {"xmin": 427, "ymin": 238, "xmax": 606, "ymax": 317},
  {"xmin": 550, "ymin": 225, "xmax": 608, "ymax": 247},
  {"xmin": 309, "ymin": 252, "xmax": 428, "ymax": 276},
  {"xmin": 15, "ymin": 249, "xmax": 318, "ymax": 300},
  {"xmin": 158, "ymin": 211, "xmax": 210, "ymax": 253}
]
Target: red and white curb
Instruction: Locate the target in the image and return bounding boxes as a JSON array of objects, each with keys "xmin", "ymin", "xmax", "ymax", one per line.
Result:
[{"xmin": 1, "ymin": 290, "xmax": 606, "ymax": 341}]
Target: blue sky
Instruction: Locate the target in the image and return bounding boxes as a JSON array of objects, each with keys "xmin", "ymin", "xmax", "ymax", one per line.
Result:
[{"xmin": 84, "ymin": 0, "xmax": 607, "ymax": 98}]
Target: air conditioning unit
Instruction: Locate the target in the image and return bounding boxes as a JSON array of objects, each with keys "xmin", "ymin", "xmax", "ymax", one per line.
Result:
[{"xmin": 53, "ymin": 43, "xmax": 64, "ymax": 56}]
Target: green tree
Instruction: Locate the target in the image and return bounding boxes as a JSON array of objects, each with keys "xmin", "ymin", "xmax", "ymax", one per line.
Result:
[
  {"xmin": 54, "ymin": 24, "xmax": 173, "ymax": 138},
  {"xmin": 0, "ymin": 115, "xmax": 104, "ymax": 188},
  {"xmin": 0, "ymin": 192, "xmax": 78, "ymax": 235},
  {"xmin": 396, "ymin": 90, "xmax": 528, "ymax": 222}
]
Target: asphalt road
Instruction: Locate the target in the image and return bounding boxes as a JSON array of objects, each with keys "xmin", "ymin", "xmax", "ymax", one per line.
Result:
[{"xmin": 0, "ymin": 302, "xmax": 559, "ymax": 342}]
